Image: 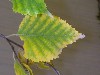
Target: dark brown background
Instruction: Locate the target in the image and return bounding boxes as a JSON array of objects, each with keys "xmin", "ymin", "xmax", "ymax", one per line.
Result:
[{"xmin": 0, "ymin": 0, "xmax": 100, "ymax": 75}]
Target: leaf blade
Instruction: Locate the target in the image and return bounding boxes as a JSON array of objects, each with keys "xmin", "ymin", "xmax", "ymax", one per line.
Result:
[
  {"xmin": 18, "ymin": 14, "xmax": 82, "ymax": 62},
  {"xmin": 10, "ymin": 0, "xmax": 47, "ymax": 15}
]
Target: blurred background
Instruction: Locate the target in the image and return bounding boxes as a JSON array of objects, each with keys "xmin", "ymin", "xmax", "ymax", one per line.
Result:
[{"xmin": 0, "ymin": 0, "xmax": 100, "ymax": 75}]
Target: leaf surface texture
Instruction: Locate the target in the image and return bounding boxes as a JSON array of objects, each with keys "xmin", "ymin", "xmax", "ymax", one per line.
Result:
[
  {"xmin": 18, "ymin": 14, "xmax": 81, "ymax": 62},
  {"xmin": 10, "ymin": 0, "xmax": 47, "ymax": 15}
]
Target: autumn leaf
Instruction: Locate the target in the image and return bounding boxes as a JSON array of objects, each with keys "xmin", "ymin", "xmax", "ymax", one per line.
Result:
[{"xmin": 18, "ymin": 14, "xmax": 84, "ymax": 62}]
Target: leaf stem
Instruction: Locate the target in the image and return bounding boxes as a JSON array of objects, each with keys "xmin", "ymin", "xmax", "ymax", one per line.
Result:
[{"xmin": 5, "ymin": 34, "xmax": 22, "ymax": 38}]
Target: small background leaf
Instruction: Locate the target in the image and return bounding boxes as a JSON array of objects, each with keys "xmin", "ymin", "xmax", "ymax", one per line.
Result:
[
  {"xmin": 14, "ymin": 60, "xmax": 33, "ymax": 75},
  {"xmin": 23, "ymin": 63, "xmax": 33, "ymax": 75},
  {"xmin": 14, "ymin": 60, "xmax": 27, "ymax": 75},
  {"xmin": 18, "ymin": 14, "xmax": 81, "ymax": 62},
  {"xmin": 10, "ymin": 0, "xmax": 47, "ymax": 15}
]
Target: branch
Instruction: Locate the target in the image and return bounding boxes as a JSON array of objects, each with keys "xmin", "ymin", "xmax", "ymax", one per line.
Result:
[
  {"xmin": 0, "ymin": 34, "xmax": 23, "ymax": 50},
  {"xmin": 0, "ymin": 33, "xmax": 29, "ymax": 73}
]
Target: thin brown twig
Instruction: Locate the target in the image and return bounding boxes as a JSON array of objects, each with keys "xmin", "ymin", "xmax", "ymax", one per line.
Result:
[
  {"xmin": 44, "ymin": 62, "xmax": 61, "ymax": 75},
  {"xmin": 0, "ymin": 34, "xmax": 20, "ymax": 61},
  {"xmin": 0, "ymin": 33, "xmax": 29, "ymax": 74},
  {"xmin": 0, "ymin": 34, "xmax": 24, "ymax": 50}
]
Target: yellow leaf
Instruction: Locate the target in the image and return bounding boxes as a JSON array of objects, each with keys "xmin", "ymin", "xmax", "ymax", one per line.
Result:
[{"xmin": 18, "ymin": 14, "xmax": 84, "ymax": 62}]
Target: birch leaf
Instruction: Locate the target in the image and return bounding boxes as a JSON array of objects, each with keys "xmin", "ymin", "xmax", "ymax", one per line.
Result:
[
  {"xmin": 18, "ymin": 14, "xmax": 83, "ymax": 62},
  {"xmin": 10, "ymin": 0, "xmax": 47, "ymax": 15}
]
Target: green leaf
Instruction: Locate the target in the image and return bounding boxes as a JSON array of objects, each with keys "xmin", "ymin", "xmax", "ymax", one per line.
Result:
[
  {"xmin": 14, "ymin": 60, "xmax": 33, "ymax": 75},
  {"xmin": 10, "ymin": 0, "xmax": 47, "ymax": 15},
  {"xmin": 14, "ymin": 60, "xmax": 27, "ymax": 75},
  {"xmin": 18, "ymin": 14, "xmax": 83, "ymax": 62}
]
